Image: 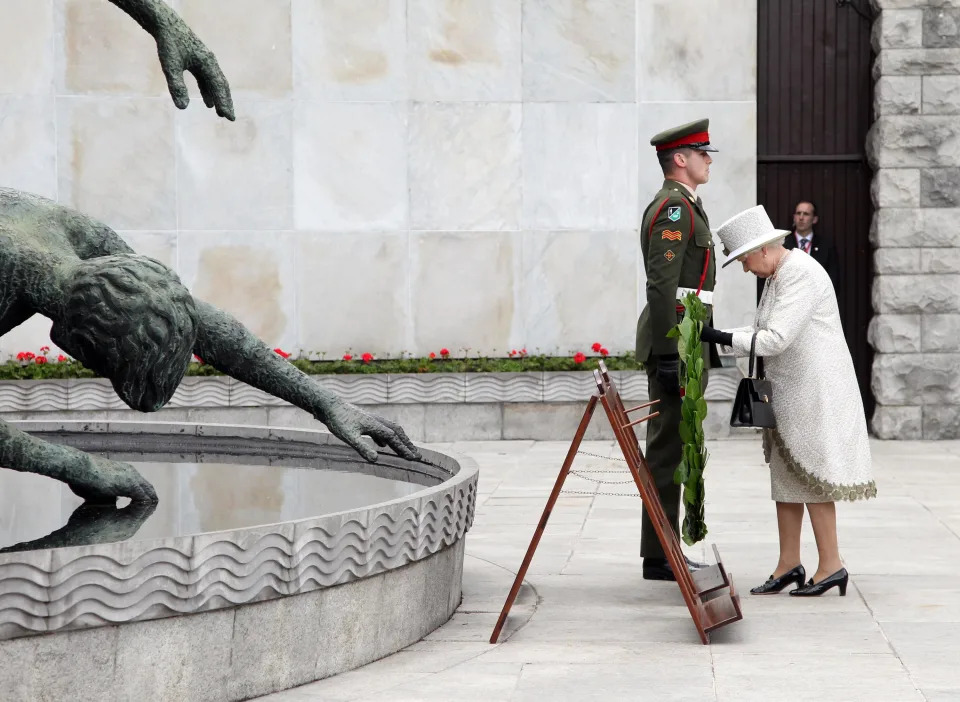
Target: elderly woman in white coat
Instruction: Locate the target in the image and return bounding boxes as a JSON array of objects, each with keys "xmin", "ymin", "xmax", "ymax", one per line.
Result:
[{"xmin": 699, "ymin": 205, "xmax": 876, "ymax": 597}]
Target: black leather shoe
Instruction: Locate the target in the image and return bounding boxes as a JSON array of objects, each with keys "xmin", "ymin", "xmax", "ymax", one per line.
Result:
[
  {"xmin": 642, "ymin": 556, "xmax": 707, "ymax": 581},
  {"xmin": 750, "ymin": 564, "xmax": 806, "ymax": 595},
  {"xmin": 789, "ymin": 568, "xmax": 849, "ymax": 597}
]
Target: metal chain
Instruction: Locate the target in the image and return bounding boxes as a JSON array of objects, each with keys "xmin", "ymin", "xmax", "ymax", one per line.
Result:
[
  {"xmin": 568, "ymin": 470, "xmax": 634, "ymax": 485},
  {"xmin": 559, "ymin": 450, "xmax": 642, "ymax": 497},
  {"xmin": 560, "ymin": 487, "xmax": 642, "ymax": 498},
  {"xmin": 576, "ymin": 450, "xmax": 626, "ymax": 462}
]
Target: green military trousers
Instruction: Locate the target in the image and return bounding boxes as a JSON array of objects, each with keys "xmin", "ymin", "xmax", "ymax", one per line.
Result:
[{"xmin": 640, "ymin": 357, "xmax": 710, "ymax": 559}]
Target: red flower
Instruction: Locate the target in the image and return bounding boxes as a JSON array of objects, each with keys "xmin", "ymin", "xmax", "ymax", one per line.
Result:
[
  {"xmin": 194, "ymin": 354, "xmax": 205, "ymax": 364},
  {"xmin": 35, "ymin": 356, "xmax": 47, "ymax": 365},
  {"xmin": 440, "ymin": 348, "xmax": 450, "ymax": 358},
  {"xmin": 16, "ymin": 352, "xmax": 26, "ymax": 361},
  {"xmin": 24, "ymin": 352, "xmax": 35, "ymax": 360},
  {"xmin": 600, "ymin": 348, "xmax": 609, "ymax": 357},
  {"xmin": 40, "ymin": 346, "xmax": 50, "ymax": 354},
  {"xmin": 342, "ymin": 353, "xmax": 353, "ymax": 361},
  {"xmin": 429, "ymin": 352, "xmax": 436, "ymax": 359},
  {"xmin": 57, "ymin": 355, "xmax": 68, "ymax": 362},
  {"xmin": 591, "ymin": 342, "xmax": 602, "ymax": 353},
  {"xmin": 361, "ymin": 352, "xmax": 374, "ymax": 364},
  {"xmin": 509, "ymin": 349, "xmax": 517, "ymax": 357},
  {"xmin": 573, "ymin": 352, "xmax": 586, "ymax": 364},
  {"xmin": 520, "ymin": 348, "xmax": 527, "ymax": 356},
  {"xmin": 273, "ymin": 348, "xmax": 291, "ymax": 359}
]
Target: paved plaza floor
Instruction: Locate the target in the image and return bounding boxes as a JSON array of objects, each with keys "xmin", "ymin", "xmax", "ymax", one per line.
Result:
[{"xmin": 262, "ymin": 436, "xmax": 960, "ymax": 701}]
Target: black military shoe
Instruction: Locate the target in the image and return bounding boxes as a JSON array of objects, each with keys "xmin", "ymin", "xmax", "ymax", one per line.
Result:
[{"xmin": 642, "ymin": 556, "xmax": 708, "ymax": 581}]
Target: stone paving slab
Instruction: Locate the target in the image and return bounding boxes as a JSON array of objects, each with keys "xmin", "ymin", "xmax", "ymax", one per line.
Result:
[{"xmin": 259, "ymin": 437, "xmax": 960, "ymax": 701}]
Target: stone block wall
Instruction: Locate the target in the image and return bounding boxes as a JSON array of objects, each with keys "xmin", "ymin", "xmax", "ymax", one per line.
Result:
[
  {"xmin": 0, "ymin": 0, "xmax": 758, "ymax": 361},
  {"xmin": 868, "ymin": 0, "xmax": 960, "ymax": 438}
]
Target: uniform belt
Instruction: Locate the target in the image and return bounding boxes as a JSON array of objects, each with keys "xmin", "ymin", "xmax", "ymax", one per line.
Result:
[{"xmin": 676, "ymin": 287, "xmax": 713, "ymax": 305}]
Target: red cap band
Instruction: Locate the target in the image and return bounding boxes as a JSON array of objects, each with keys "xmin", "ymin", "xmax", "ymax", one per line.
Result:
[{"xmin": 656, "ymin": 131, "xmax": 710, "ymax": 151}]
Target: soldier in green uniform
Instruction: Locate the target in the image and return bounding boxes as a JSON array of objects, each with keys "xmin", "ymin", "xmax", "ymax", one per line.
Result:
[{"xmin": 636, "ymin": 118, "xmax": 722, "ymax": 581}]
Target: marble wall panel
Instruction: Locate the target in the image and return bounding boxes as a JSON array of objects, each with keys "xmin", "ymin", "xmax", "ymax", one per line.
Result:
[
  {"xmin": 408, "ymin": 0, "xmax": 521, "ymax": 101},
  {"xmin": 0, "ymin": 0, "xmax": 54, "ymax": 94},
  {"xmin": 0, "ymin": 96, "xmax": 57, "ymax": 199},
  {"xmin": 411, "ymin": 232, "xmax": 517, "ymax": 354},
  {"xmin": 522, "ymin": 0, "xmax": 635, "ymax": 102},
  {"xmin": 292, "ymin": 0, "xmax": 407, "ymax": 101},
  {"xmin": 56, "ymin": 0, "xmax": 167, "ymax": 96},
  {"xmin": 177, "ymin": 99, "xmax": 293, "ymax": 230},
  {"xmin": 523, "ymin": 103, "xmax": 638, "ymax": 230},
  {"xmin": 178, "ymin": 231, "xmax": 298, "ymax": 349},
  {"xmin": 637, "ymin": 0, "xmax": 757, "ymax": 102},
  {"xmin": 294, "ymin": 102, "xmax": 407, "ymax": 231},
  {"xmin": 409, "ymin": 103, "xmax": 521, "ymax": 231},
  {"xmin": 521, "ymin": 231, "xmax": 638, "ymax": 355},
  {"xmin": 57, "ymin": 97, "xmax": 176, "ymax": 230},
  {"xmin": 180, "ymin": 0, "xmax": 292, "ymax": 98},
  {"xmin": 294, "ymin": 232, "xmax": 409, "ymax": 356},
  {"xmin": 1, "ymin": 0, "xmax": 763, "ymax": 359}
]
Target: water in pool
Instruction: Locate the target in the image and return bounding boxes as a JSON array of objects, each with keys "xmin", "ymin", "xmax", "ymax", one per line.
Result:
[{"xmin": 0, "ymin": 447, "xmax": 436, "ymax": 553}]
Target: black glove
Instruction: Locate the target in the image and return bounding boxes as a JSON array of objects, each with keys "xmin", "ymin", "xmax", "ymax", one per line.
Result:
[
  {"xmin": 700, "ymin": 324, "xmax": 733, "ymax": 346},
  {"xmin": 654, "ymin": 354, "xmax": 680, "ymax": 394}
]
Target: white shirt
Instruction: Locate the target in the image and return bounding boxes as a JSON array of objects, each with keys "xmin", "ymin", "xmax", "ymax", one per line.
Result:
[{"xmin": 679, "ymin": 182, "xmax": 698, "ymax": 200}]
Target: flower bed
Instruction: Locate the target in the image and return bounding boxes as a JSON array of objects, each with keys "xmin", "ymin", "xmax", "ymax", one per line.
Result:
[{"xmin": 0, "ymin": 343, "xmax": 642, "ymax": 381}]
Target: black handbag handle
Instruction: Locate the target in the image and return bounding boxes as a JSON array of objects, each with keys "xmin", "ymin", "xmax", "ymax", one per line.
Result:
[{"xmin": 748, "ymin": 332, "xmax": 758, "ymax": 378}]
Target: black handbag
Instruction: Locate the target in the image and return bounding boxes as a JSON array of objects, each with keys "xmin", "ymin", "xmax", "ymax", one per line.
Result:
[{"xmin": 730, "ymin": 333, "xmax": 776, "ymax": 428}]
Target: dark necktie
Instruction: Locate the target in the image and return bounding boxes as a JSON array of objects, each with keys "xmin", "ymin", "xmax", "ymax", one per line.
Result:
[{"xmin": 800, "ymin": 238, "xmax": 810, "ymax": 252}]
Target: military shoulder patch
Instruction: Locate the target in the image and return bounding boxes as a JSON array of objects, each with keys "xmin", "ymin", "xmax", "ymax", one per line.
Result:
[
  {"xmin": 664, "ymin": 250, "xmax": 675, "ymax": 261},
  {"xmin": 667, "ymin": 206, "xmax": 682, "ymax": 222},
  {"xmin": 661, "ymin": 230, "xmax": 682, "ymax": 241}
]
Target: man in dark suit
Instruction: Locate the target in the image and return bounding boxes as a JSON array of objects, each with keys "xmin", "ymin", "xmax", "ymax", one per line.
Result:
[{"xmin": 757, "ymin": 200, "xmax": 840, "ymax": 303}]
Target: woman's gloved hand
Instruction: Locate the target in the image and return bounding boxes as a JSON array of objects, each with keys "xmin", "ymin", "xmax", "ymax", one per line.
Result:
[{"xmin": 700, "ymin": 325, "xmax": 734, "ymax": 347}]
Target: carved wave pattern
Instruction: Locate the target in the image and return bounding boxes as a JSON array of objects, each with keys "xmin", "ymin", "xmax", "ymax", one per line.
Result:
[
  {"xmin": 0, "ymin": 478, "xmax": 476, "ymax": 639},
  {"xmin": 617, "ymin": 373, "xmax": 648, "ymax": 401},
  {"xmin": 314, "ymin": 375, "xmax": 388, "ymax": 405},
  {"xmin": 230, "ymin": 384, "xmax": 288, "ymax": 407},
  {"xmin": 465, "ymin": 374, "xmax": 541, "ymax": 403},
  {"xmin": 0, "ymin": 371, "xmax": 739, "ymax": 415},
  {"xmin": 66, "ymin": 381, "xmax": 129, "ymax": 410},
  {"xmin": 0, "ymin": 382, "xmax": 69, "ymax": 412},
  {"xmin": 542, "ymin": 373, "xmax": 601, "ymax": 402},
  {"xmin": 167, "ymin": 378, "xmax": 231, "ymax": 408},
  {"xmin": 703, "ymin": 370, "xmax": 740, "ymax": 401},
  {"xmin": 389, "ymin": 375, "xmax": 465, "ymax": 403}
]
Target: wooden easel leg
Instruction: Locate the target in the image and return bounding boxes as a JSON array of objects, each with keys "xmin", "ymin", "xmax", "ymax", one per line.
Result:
[{"xmin": 488, "ymin": 394, "xmax": 599, "ymax": 644}]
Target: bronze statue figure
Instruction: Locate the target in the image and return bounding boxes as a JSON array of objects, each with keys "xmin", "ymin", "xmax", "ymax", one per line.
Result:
[
  {"xmin": 108, "ymin": 0, "xmax": 235, "ymax": 120},
  {"xmin": 0, "ymin": 190, "xmax": 421, "ymax": 503},
  {"xmin": 0, "ymin": 1, "xmax": 421, "ymax": 504}
]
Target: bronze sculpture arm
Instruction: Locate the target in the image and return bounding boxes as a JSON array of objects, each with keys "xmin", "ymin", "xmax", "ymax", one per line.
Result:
[
  {"xmin": 193, "ymin": 300, "xmax": 421, "ymax": 463},
  {"xmin": 108, "ymin": 0, "xmax": 235, "ymax": 120},
  {"xmin": 0, "ymin": 421, "xmax": 158, "ymax": 503}
]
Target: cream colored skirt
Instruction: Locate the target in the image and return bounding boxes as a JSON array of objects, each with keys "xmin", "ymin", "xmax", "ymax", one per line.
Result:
[{"xmin": 768, "ymin": 449, "xmax": 832, "ymax": 503}]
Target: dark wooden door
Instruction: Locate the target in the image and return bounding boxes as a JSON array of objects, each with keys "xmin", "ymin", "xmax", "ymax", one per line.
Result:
[{"xmin": 757, "ymin": 0, "xmax": 876, "ymax": 418}]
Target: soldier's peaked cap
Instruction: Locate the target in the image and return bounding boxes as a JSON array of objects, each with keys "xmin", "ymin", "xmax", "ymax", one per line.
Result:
[{"xmin": 650, "ymin": 118, "xmax": 718, "ymax": 153}]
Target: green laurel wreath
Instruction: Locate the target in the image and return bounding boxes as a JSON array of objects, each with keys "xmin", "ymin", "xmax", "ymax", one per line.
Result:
[{"xmin": 666, "ymin": 292, "xmax": 710, "ymax": 546}]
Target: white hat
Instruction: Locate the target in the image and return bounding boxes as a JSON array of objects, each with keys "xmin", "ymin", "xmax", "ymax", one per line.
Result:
[{"xmin": 716, "ymin": 205, "xmax": 791, "ymax": 268}]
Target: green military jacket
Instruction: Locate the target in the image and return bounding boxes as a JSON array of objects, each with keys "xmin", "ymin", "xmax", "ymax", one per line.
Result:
[{"xmin": 636, "ymin": 179, "xmax": 717, "ymax": 362}]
